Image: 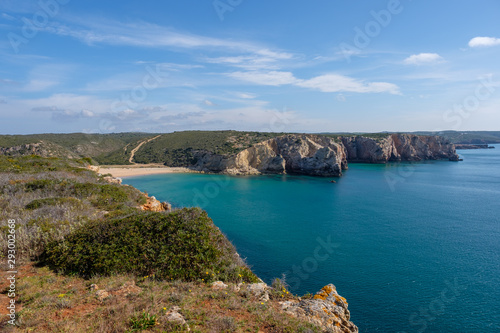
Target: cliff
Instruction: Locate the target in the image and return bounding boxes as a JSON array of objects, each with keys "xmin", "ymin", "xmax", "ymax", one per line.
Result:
[
  {"xmin": 341, "ymin": 133, "xmax": 460, "ymax": 163},
  {"xmin": 226, "ymin": 134, "xmax": 348, "ymax": 177},
  {"xmin": 191, "ymin": 133, "xmax": 459, "ymax": 176}
]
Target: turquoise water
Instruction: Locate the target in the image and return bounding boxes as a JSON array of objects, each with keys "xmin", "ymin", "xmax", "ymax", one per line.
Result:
[{"xmin": 124, "ymin": 145, "xmax": 500, "ymax": 332}]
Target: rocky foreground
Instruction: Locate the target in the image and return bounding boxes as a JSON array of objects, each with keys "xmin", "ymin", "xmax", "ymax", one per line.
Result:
[{"xmin": 191, "ymin": 133, "xmax": 460, "ymax": 177}]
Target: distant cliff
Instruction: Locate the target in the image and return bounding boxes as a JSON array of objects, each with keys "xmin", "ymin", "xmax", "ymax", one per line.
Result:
[
  {"xmin": 341, "ymin": 133, "xmax": 460, "ymax": 163},
  {"xmin": 190, "ymin": 133, "xmax": 459, "ymax": 176}
]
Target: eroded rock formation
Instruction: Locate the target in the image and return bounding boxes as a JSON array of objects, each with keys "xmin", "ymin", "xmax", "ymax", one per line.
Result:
[
  {"xmin": 341, "ymin": 134, "xmax": 459, "ymax": 163},
  {"xmin": 141, "ymin": 194, "xmax": 172, "ymax": 212},
  {"xmin": 281, "ymin": 284, "xmax": 358, "ymax": 333},
  {"xmin": 195, "ymin": 134, "xmax": 348, "ymax": 177}
]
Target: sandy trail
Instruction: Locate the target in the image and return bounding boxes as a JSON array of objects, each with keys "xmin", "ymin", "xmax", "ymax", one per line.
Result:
[{"xmin": 128, "ymin": 135, "xmax": 162, "ymax": 164}]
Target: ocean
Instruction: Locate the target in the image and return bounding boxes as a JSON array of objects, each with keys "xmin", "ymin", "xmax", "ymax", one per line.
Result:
[{"xmin": 123, "ymin": 145, "xmax": 500, "ymax": 332}]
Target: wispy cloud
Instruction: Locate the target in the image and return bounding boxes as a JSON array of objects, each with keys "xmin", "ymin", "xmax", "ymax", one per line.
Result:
[
  {"xmin": 403, "ymin": 53, "xmax": 444, "ymax": 65},
  {"xmin": 44, "ymin": 19, "xmax": 288, "ymax": 58},
  {"xmin": 227, "ymin": 71, "xmax": 299, "ymax": 86},
  {"xmin": 227, "ymin": 71, "xmax": 400, "ymax": 94},
  {"xmin": 204, "ymin": 52, "xmax": 293, "ymax": 70},
  {"xmin": 468, "ymin": 36, "xmax": 500, "ymax": 48},
  {"xmin": 297, "ymin": 74, "xmax": 401, "ymax": 95}
]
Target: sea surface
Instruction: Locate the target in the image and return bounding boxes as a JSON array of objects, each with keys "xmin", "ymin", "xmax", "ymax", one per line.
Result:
[{"xmin": 124, "ymin": 145, "xmax": 500, "ymax": 332}]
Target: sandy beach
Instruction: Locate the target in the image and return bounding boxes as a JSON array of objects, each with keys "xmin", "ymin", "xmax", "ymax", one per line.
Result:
[{"xmin": 99, "ymin": 164, "xmax": 198, "ymax": 178}]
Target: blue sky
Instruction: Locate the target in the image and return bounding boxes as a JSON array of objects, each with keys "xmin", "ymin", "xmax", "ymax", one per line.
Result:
[{"xmin": 1, "ymin": 0, "xmax": 500, "ymax": 134}]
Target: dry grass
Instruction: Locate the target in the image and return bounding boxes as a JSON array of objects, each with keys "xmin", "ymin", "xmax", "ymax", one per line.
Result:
[{"xmin": 0, "ymin": 263, "xmax": 321, "ymax": 333}]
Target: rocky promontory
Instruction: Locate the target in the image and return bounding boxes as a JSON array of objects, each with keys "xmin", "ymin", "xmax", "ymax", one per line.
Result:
[
  {"xmin": 341, "ymin": 133, "xmax": 460, "ymax": 163},
  {"xmin": 190, "ymin": 133, "xmax": 459, "ymax": 176}
]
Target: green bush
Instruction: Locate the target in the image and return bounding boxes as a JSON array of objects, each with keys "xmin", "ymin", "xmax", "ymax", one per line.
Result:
[
  {"xmin": 25, "ymin": 197, "xmax": 82, "ymax": 210},
  {"xmin": 40, "ymin": 208, "xmax": 259, "ymax": 283}
]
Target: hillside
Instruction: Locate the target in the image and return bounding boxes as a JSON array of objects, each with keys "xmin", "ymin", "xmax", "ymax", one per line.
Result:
[
  {"xmin": 0, "ymin": 133, "xmax": 157, "ymax": 165},
  {"xmin": 133, "ymin": 131, "xmax": 281, "ymax": 166},
  {"xmin": 0, "ymin": 155, "xmax": 358, "ymax": 332},
  {"xmin": 411, "ymin": 131, "xmax": 500, "ymax": 144}
]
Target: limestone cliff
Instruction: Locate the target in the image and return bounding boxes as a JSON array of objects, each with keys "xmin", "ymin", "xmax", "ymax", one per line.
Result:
[
  {"xmin": 194, "ymin": 134, "xmax": 348, "ymax": 177},
  {"xmin": 341, "ymin": 133, "xmax": 460, "ymax": 163},
  {"xmin": 190, "ymin": 133, "xmax": 459, "ymax": 176}
]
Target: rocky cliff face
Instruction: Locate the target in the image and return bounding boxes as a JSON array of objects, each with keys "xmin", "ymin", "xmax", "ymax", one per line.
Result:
[
  {"xmin": 341, "ymin": 134, "xmax": 460, "ymax": 163},
  {"xmin": 194, "ymin": 134, "xmax": 348, "ymax": 177},
  {"xmin": 190, "ymin": 133, "xmax": 458, "ymax": 176}
]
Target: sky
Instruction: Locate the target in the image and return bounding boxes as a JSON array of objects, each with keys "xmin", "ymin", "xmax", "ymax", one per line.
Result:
[{"xmin": 0, "ymin": 0, "xmax": 500, "ymax": 134}]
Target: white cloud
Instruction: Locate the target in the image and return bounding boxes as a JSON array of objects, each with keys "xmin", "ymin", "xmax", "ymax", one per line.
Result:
[
  {"xmin": 235, "ymin": 92, "xmax": 257, "ymax": 99},
  {"xmin": 203, "ymin": 49, "xmax": 293, "ymax": 70},
  {"xmin": 403, "ymin": 53, "xmax": 444, "ymax": 65},
  {"xmin": 468, "ymin": 36, "xmax": 500, "ymax": 48},
  {"xmin": 203, "ymin": 99, "xmax": 215, "ymax": 106},
  {"xmin": 81, "ymin": 109, "xmax": 94, "ymax": 117},
  {"xmin": 228, "ymin": 71, "xmax": 400, "ymax": 94},
  {"xmin": 297, "ymin": 74, "xmax": 401, "ymax": 95},
  {"xmin": 227, "ymin": 71, "xmax": 299, "ymax": 86}
]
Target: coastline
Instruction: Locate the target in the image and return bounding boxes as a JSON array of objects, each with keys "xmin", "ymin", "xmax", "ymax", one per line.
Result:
[{"xmin": 99, "ymin": 164, "xmax": 199, "ymax": 178}]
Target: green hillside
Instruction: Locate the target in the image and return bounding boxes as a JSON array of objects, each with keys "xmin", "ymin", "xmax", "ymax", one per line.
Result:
[
  {"xmin": 412, "ymin": 131, "xmax": 500, "ymax": 144},
  {"xmin": 133, "ymin": 130, "xmax": 281, "ymax": 166},
  {"xmin": 0, "ymin": 133, "xmax": 157, "ymax": 165}
]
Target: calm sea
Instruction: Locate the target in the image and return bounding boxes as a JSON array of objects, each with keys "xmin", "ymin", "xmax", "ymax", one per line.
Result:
[{"xmin": 124, "ymin": 145, "xmax": 500, "ymax": 332}]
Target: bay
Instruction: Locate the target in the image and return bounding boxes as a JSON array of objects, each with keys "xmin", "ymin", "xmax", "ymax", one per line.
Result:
[{"xmin": 124, "ymin": 145, "xmax": 500, "ymax": 332}]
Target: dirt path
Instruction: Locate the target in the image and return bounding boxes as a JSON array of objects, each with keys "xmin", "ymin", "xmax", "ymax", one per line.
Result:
[{"xmin": 128, "ymin": 135, "xmax": 161, "ymax": 164}]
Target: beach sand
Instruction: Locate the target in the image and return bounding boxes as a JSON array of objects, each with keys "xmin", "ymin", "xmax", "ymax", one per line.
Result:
[{"xmin": 99, "ymin": 164, "xmax": 198, "ymax": 178}]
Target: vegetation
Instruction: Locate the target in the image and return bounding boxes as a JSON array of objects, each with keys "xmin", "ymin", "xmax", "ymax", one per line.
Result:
[
  {"xmin": 0, "ymin": 133, "xmax": 156, "ymax": 165},
  {"xmin": 412, "ymin": 130, "xmax": 500, "ymax": 144},
  {"xmin": 0, "ymin": 264, "xmax": 321, "ymax": 332},
  {"xmin": 0, "ymin": 155, "xmax": 147, "ymax": 261},
  {"xmin": 133, "ymin": 131, "xmax": 281, "ymax": 166},
  {"xmin": 41, "ymin": 208, "xmax": 259, "ymax": 283},
  {"xmin": 0, "ymin": 155, "xmax": 323, "ymax": 332}
]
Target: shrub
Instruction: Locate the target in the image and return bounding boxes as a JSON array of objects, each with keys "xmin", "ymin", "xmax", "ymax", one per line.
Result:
[
  {"xmin": 40, "ymin": 208, "xmax": 259, "ymax": 283},
  {"xmin": 25, "ymin": 197, "xmax": 82, "ymax": 210}
]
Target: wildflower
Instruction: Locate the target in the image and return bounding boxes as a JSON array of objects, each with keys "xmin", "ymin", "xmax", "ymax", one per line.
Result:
[
  {"xmin": 57, "ymin": 294, "xmax": 65, "ymax": 298},
  {"xmin": 163, "ymin": 307, "xmax": 166, "ymax": 310}
]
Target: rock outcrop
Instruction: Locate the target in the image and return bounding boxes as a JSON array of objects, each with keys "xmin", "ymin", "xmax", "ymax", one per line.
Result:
[
  {"xmin": 140, "ymin": 194, "xmax": 172, "ymax": 212},
  {"xmin": 281, "ymin": 284, "xmax": 358, "ymax": 333},
  {"xmin": 341, "ymin": 133, "xmax": 459, "ymax": 163},
  {"xmin": 195, "ymin": 134, "xmax": 348, "ymax": 177},
  {"xmin": 0, "ymin": 141, "xmax": 80, "ymax": 159}
]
